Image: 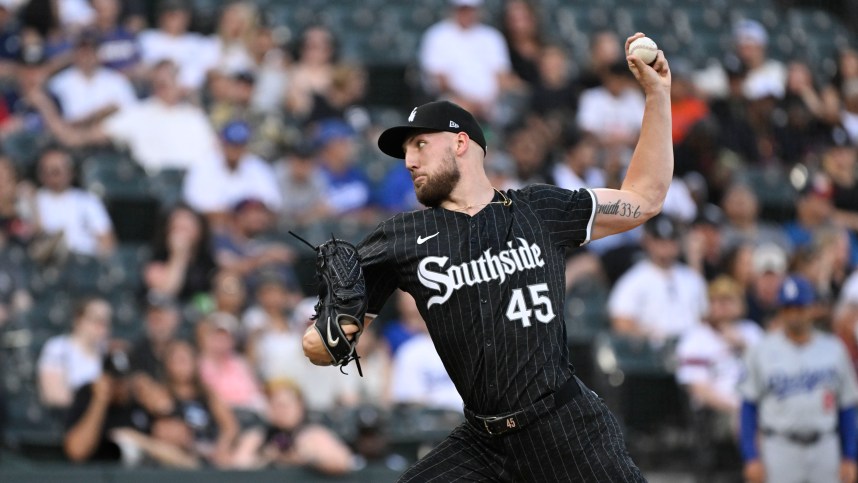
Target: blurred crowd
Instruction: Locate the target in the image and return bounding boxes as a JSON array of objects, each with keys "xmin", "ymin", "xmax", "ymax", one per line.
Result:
[{"xmin": 0, "ymin": 0, "xmax": 855, "ymax": 475}]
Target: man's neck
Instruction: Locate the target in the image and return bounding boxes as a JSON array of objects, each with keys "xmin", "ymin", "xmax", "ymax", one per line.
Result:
[
  {"xmin": 785, "ymin": 326, "xmax": 812, "ymax": 345},
  {"xmin": 441, "ymin": 177, "xmax": 495, "ymax": 215}
]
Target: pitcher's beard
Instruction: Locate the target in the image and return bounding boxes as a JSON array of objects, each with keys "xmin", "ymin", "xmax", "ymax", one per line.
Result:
[{"xmin": 414, "ymin": 150, "xmax": 460, "ymax": 208}]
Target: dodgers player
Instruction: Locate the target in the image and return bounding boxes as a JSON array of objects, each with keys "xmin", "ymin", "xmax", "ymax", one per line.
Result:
[
  {"xmin": 740, "ymin": 275, "xmax": 858, "ymax": 483},
  {"xmin": 304, "ymin": 33, "xmax": 671, "ymax": 481}
]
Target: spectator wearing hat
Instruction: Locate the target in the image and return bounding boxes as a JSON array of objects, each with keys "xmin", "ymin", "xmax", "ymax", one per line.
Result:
[
  {"xmin": 784, "ymin": 172, "xmax": 858, "ymax": 266},
  {"xmin": 31, "ymin": 59, "xmax": 221, "ymax": 173},
  {"xmin": 47, "ymin": 30, "xmax": 137, "ymax": 124},
  {"xmin": 211, "ymin": 197, "xmax": 295, "ymax": 286},
  {"xmin": 312, "ymin": 119, "xmax": 373, "ymax": 218},
  {"xmin": 745, "ymin": 243, "xmax": 790, "ymax": 327},
  {"xmin": 183, "ymin": 119, "xmax": 281, "ymax": 227},
  {"xmin": 739, "ymin": 275, "xmax": 858, "ymax": 483},
  {"xmin": 608, "ymin": 214, "xmax": 708, "ymax": 344},
  {"xmin": 675, "ymin": 276, "xmax": 763, "ymax": 437},
  {"xmin": 732, "ymin": 19, "xmax": 786, "ymax": 101},
  {"xmin": 0, "ymin": 43, "xmax": 60, "ymax": 137},
  {"xmin": 418, "ymin": 0, "xmax": 514, "ymax": 120}
]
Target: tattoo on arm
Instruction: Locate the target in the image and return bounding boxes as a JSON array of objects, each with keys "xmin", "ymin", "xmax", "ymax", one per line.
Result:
[{"xmin": 596, "ymin": 201, "xmax": 641, "ymax": 218}]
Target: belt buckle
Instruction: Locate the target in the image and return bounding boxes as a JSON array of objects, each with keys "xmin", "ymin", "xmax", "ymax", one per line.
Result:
[{"xmin": 483, "ymin": 415, "xmax": 518, "ymax": 435}]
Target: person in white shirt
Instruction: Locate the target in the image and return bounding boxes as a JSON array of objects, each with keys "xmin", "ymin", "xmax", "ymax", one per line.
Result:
[
  {"xmin": 733, "ymin": 19, "xmax": 786, "ymax": 101},
  {"xmin": 676, "ymin": 276, "xmax": 763, "ymax": 435},
  {"xmin": 551, "ymin": 130, "xmax": 605, "ymax": 191},
  {"xmin": 390, "ymin": 291, "xmax": 463, "ymax": 412},
  {"xmin": 418, "ymin": 0, "xmax": 513, "ymax": 119},
  {"xmin": 48, "ymin": 31, "xmax": 138, "ymax": 124},
  {"xmin": 138, "ymin": 0, "xmax": 215, "ymax": 91},
  {"xmin": 38, "ymin": 297, "xmax": 112, "ymax": 408},
  {"xmin": 183, "ymin": 119, "xmax": 281, "ymax": 224},
  {"xmin": 576, "ymin": 60, "xmax": 646, "ymax": 148},
  {"xmin": 608, "ymin": 214, "xmax": 708, "ymax": 344},
  {"xmin": 32, "ymin": 60, "xmax": 221, "ymax": 173},
  {"xmin": 34, "ymin": 148, "xmax": 115, "ymax": 257}
]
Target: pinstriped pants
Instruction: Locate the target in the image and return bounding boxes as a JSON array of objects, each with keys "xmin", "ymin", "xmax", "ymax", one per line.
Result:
[{"xmin": 398, "ymin": 385, "xmax": 647, "ymax": 482}]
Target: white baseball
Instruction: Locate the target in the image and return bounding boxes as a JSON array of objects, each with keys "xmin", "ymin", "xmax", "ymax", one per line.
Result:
[{"xmin": 629, "ymin": 36, "xmax": 658, "ymax": 65}]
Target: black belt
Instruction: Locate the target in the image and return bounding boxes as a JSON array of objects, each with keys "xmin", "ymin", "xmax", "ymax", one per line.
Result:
[
  {"xmin": 464, "ymin": 376, "xmax": 584, "ymax": 437},
  {"xmin": 761, "ymin": 428, "xmax": 832, "ymax": 445}
]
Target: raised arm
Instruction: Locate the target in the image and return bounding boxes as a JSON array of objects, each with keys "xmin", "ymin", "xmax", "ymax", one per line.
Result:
[{"xmin": 591, "ymin": 33, "xmax": 673, "ymax": 241}]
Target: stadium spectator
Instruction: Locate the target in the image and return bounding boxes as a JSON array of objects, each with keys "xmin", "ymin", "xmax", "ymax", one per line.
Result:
[
  {"xmin": 89, "ymin": 0, "xmax": 142, "ymax": 74},
  {"xmin": 576, "ymin": 30, "xmax": 623, "ymax": 90},
  {"xmin": 197, "ymin": 312, "xmax": 268, "ymax": 421},
  {"xmin": 247, "ymin": 19, "xmax": 290, "ymax": 115},
  {"xmin": 47, "ymin": 30, "xmax": 137, "ymax": 124},
  {"xmin": 38, "ymin": 297, "xmax": 112, "ymax": 408},
  {"xmin": 183, "ymin": 119, "xmax": 281, "ymax": 225},
  {"xmin": 746, "ymin": 243, "xmax": 789, "ymax": 327},
  {"xmin": 244, "ymin": 272, "xmax": 304, "ymax": 383},
  {"xmin": 502, "ymin": 120, "xmax": 550, "ymax": 186},
  {"xmin": 33, "ymin": 59, "xmax": 221, "ymax": 173},
  {"xmin": 835, "ymin": 267, "xmax": 858, "ymax": 371},
  {"xmin": 0, "ymin": 156, "xmax": 36, "ymax": 246},
  {"xmin": 719, "ymin": 182, "xmax": 792, "ymax": 253},
  {"xmin": 390, "ymin": 292, "xmax": 462, "ymax": 412},
  {"xmin": 551, "ymin": 129, "xmax": 603, "ymax": 190},
  {"xmin": 19, "ymin": 0, "xmax": 73, "ymax": 71},
  {"xmin": 774, "ymin": 61, "xmax": 839, "ymax": 164},
  {"xmin": 128, "ymin": 293, "xmax": 181, "ymax": 419},
  {"xmin": 34, "ymin": 147, "xmax": 116, "ymax": 258},
  {"xmin": 156, "ymin": 338, "xmax": 258, "ymax": 468},
  {"xmin": 207, "ymin": 71, "xmax": 286, "ymax": 161},
  {"xmin": 708, "ymin": 56, "xmax": 760, "ymax": 171},
  {"xmin": 732, "ymin": 19, "xmax": 786, "ymax": 101},
  {"xmin": 312, "ymin": 119, "xmax": 373, "ymax": 218},
  {"xmin": 824, "ymin": 127, "xmax": 858, "ymax": 233},
  {"xmin": 684, "ymin": 204, "xmax": 727, "ymax": 281},
  {"xmin": 138, "ymin": 0, "xmax": 214, "ymax": 92},
  {"xmin": 212, "ymin": 199, "xmax": 296, "ymax": 284},
  {"xmin": 0, "ymin": 44, "xmax": 57, "ymax": 138},
  {"xmin": 145, "ymin": 203, "xmax": 217, "ymax": 303},
  {"xmin": 791, "ymin": 226, "xmax": 854, "ymax": 305},
  {"xmin": 576, "ymin": 60, "xmax": 645, "ymax": 152},
  {"xmin": 285, "ymin": 25, "xmax": 339, "ymax": 120},
  {"xmin": 608, "ymin": 214, "xmax": 708, "ymax": 344},
  {"xmin": 529, "ymin": 44, "xmax": 579, "ymax": 121},
  {"xmin": 500, "ymin": 0, "xmax": 544, "ymax": 87},
  {"xmin": 418, "ymin": 0, "xmax": 513, "ymax": 120},
  {"xmin": 670, "ymin": 59, "xmax": 715, "ymax": 176},
  {"xmin": 206, "ymin": 269, "xmax": 248, "ymax": 322},
  {"xmin": 353, "ymin": 323, "xmax": 393, "ymax": 409},
  {"xmin": 273, "ymin": 143, "xmax": 331, "ymax": 229},
  {"xmin": 64, "ymin": 349, "xmax": 192, "ymax": 466},
  {"xmin": 675, "ymin": 276, "xmax": 763, "ymax": 434},
  {"xmin": 207, "ymin": 1, "xmax": 257, "ymax": 77},
  {"xmin": 305, "ymin": 63, "xmax": 369, "ymax": 127},
  {"xmin": 252, "ymin": 379, "xmax": 355, "ymax": 474}
]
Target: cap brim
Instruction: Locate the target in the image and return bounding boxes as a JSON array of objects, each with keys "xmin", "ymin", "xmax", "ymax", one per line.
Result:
[{"xmin": 377, "ymin": 125, "xmax": 418, "ymax": 159}]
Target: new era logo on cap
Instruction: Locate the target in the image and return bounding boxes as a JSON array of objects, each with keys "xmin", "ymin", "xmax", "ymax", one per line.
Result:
[{"xmin": 377, "ymin": 101, "xmax": 487, "ymax": 159}]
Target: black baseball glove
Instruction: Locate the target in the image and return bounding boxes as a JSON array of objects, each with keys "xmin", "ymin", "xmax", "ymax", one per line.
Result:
[{"xmin": 292, "ymin": 233, "xmax": 368, "ymax": 376}]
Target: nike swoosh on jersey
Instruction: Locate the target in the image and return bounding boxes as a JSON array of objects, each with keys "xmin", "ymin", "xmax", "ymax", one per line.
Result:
[
  {"xmin": 417, "ymin": 232, "xmax": 440, "ymax": 244},
  {"xmin": 326, "ymin": 316, "xmax": 339, "ymax": 346}
]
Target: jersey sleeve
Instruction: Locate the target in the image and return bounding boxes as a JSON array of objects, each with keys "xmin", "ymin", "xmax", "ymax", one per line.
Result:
[
  {"xmin": 514, "ymin": 184, "xmax": 596, "ymax": 247},
  {"xmin": 738, "ymin": 345, "xmax": 763, "ymax": 402},
  {"xmin": 358, "ymin": 221, "xmax": 398, "ymax": 316},
  {"xmin": 835, "ymin": 339, "xmax": 858, "ymax": 407}
]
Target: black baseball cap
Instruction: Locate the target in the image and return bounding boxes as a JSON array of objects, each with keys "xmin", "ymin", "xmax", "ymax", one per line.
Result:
[{"xmin": 377, "ymin": 100, "xmax": 487, "ymax": 159}]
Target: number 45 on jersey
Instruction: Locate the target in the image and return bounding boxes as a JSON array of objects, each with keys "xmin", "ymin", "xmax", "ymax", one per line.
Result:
[{"xmin": 506, "ymin": 283, "xmax": 555, "ymax": 327}]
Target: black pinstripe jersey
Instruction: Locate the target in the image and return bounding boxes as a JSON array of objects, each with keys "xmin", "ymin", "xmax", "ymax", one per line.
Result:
[{"xmin": 358, "ymin": 184, "xmax": 596, "ymax": 415}]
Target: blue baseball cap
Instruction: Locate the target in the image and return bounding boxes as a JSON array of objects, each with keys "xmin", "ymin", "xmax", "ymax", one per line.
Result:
[
  {"xmin": 778, "ymin": 275, "xmax": 815, "ymax": 308},
  {"xmin": 313, "ymin": 119, "xmax": 355, "ymax": 149},
  {"xmin": 221, "ymin": 120, "xmax": 251, "ymax": 145}
]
